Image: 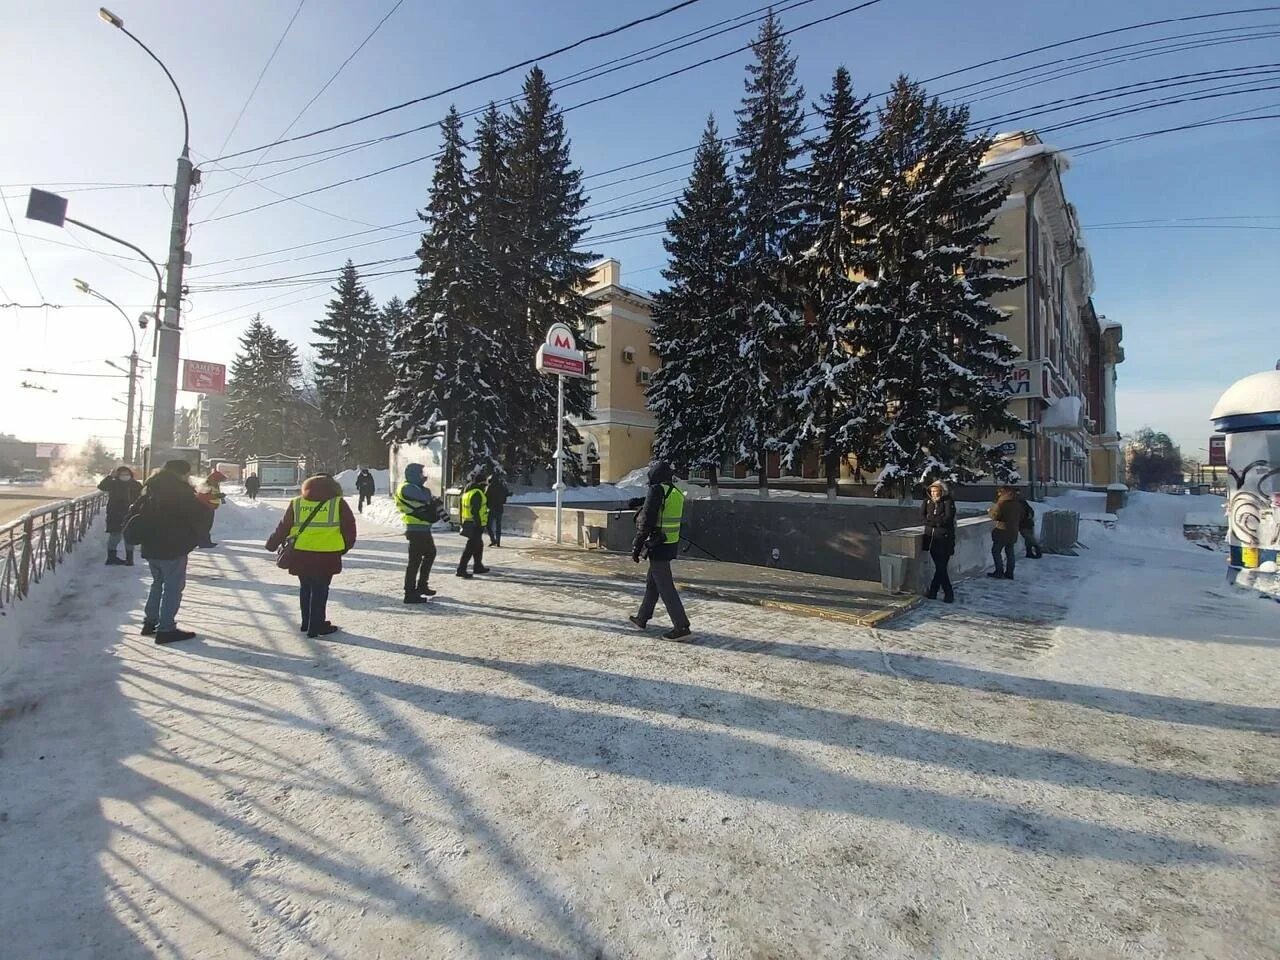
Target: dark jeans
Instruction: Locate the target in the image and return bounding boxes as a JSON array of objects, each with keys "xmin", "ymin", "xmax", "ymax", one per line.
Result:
[
  {"xmin": 358, "ymin": 492, "xmax": 373, "ymax": 513},
  {"xmin": 458, "ymin": 531, "xmax": 485, "ymax": 573},
  {"xmin": 406, "ymin": 532, "xmax": 437, "ymax": 593},
  {"xmin": 638, "ymin": 558, "xmax": 689, "ymax": 629},
  {"xmin": 200, "ymin": 509, "xmax": 216, "ymax": 545},
  {"xmin": 928, "ymin": 539, "xmax": 954, "ymax": 597},
  {"xmin": 299, "ymin": 575, "xmax": 332, "ymax": 632},
  {"xmin": 144, "ymin": 556, "xmax": 188, "ymax": 631},
  {"xmin": 992, "ymin": 534, "xmax": 1016, "ymax": 576},
  {"xmin": 246, "ymin": 488, "xmax": 258, "ymax": 500},
  {"xmin": 488, "ymin": 508, "xmax": 504, "ymax": 545},
  {"xmin": 1021, "ymin": 529, "xmax": 1042, "ymax": 558}
]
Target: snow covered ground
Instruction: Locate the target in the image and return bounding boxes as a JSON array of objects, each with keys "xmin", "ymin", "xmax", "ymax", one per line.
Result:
[{"xmin": 0, "ymin": 492, "xmax": 1275, "ymax": 958}]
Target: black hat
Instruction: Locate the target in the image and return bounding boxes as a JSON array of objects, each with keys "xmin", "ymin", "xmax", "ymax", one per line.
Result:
[{"xmin": 163, "ymin": 459, "xmax": 192, "ymax": 476}]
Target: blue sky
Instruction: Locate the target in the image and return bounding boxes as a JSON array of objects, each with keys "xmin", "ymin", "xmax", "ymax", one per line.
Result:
[{"xmin": 2, "ymin": 0, "xmax": 1277, "ymax": 463}]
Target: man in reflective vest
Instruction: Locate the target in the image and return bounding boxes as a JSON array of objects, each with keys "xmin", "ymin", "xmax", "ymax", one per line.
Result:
[
  {"xmin": 457, "ymin": 466, "xmax": 491, "ymax": 579},
  {"xmin": 395, "ymin": 463, "xmax": 443, "ymax": 604},
  {"xmin": 628, "ymin": 460, "xmax": 691, "ymax": 641}
]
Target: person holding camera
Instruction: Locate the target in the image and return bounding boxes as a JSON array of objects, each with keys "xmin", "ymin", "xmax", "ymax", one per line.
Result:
[
  {"xmin": 627, "ymin": 460, "xmax": 692, "ymax": 641},
  {"xmin": 456, "ymin": 467, "xmax": 491, "ymax": 579},
  {"xmin": 395, "ymin": 463, "xmax": 445, "ymax": 603}
]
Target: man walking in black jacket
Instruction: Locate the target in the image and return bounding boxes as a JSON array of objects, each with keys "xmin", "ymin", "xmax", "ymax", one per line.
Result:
[
  {"xmin": 627, "ymin": 460, "xmax": 691, "ymax": 641},
  {"xmin": 355, "ymin": 467, "xmax": 376, "ymax": 513}
]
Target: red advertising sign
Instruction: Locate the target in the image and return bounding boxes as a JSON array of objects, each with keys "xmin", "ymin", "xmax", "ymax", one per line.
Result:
[
  {"xmin": 537, "ymin": 349, "xmax": 587, "ymax": 377},
  {"xmin": 1208, "ymin": 434, "xmax": 1226, "ymax": 467},
  {"xmin": 182, "ymin": 359, "xmax": 226, "ymax": 394}
]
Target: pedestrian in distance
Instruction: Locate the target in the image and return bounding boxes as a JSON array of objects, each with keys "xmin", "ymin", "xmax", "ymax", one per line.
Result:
[
  {"xmin": 1019, "ymin": 489, "xmax": 1043, "ymax": 559},
  {"xmin": 628, "ymin": 460, "xmax": 692, "ymax": 641},
  {"xmin": 457, "ymin": 467, "xmax": 491, "ymax": 579},
  {"xmin": 988, "ymin": 484, "xmax": 1022, "ymax": 580},
  {"xmin": 265, "ymin": 474, "xmax": 356, "ymax": 638},
  {"xmin": 195, "ymin": 470, "xmax": 227, "ymax": 548},
  {"xmin": 486, "ymin": 468, "xmax": 510, "ymax": 547},
  {"xmin": 921, "ymin": 480, "xmax": 956, "ymax": 603},
  {"xmin": 122, "ymin": 460, "xmax": 206, "ymax": 644},
  {"xmin": 244, "ymin": 473, "xmax": 260, "ymax": 500},
  {"xmin": 98, "ymin": 466, "xmax": 142, "ymax": 566},
  {"xmin": 395, "ymin": 463, "xmax": 445, "ymax": 603},
  {"xmin": 355, "ymin": 466, "xmax": 376, "ymax": 514}
]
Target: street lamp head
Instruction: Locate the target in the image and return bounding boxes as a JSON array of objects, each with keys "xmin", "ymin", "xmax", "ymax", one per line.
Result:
[
  {"xmin": 73, "ymin": 278, "xmax": 91, "ymax": 294},
  {"xmin": 99, "ymin": 7, "xmax": 124, "ymax": 28}
]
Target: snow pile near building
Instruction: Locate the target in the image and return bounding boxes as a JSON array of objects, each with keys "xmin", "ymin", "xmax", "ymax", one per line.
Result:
[
  {"xmin": 214, "ymin": 496, "xmax": 287, "ymax": 541},
  {"xmin": 332, "ymin": 468, "xmax": 390, "ymax": 494},
  {"xmin": 358, "ymin": 495, "xmax": 408, "ymax": 531},
  {"xmin": 509, "ymin": 477, "xmax": 649, "ymax": 505}
]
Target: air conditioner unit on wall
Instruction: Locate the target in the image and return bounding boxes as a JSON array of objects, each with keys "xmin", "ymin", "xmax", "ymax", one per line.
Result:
[{"xmin": 621, "ymin": 346, "xmax": 635, "ymax": 364}]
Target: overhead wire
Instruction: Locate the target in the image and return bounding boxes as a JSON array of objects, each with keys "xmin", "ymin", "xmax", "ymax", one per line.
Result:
[
  {"xmin": 207, "ymin": 0, "xmax": 711, "ymax": 164},
  {"xmin": 0, "ymin": 190, "xmax": 44, "ymax": 301},
  {"xmin": 198, "ymin": 0, "xmax": 406, "ymax": 221}
]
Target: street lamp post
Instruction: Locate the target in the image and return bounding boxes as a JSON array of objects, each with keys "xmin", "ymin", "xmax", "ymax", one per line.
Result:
[
  {"xmin": 99, "ymin": 6, "xmax": 195, "ymax": 458},
  {"xmin": 73, "ymin": 279, "xmax": 144, "ymax": 466}
]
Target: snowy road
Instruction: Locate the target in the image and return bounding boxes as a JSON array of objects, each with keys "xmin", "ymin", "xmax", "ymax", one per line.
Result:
[{"xmin": 0, "ymin": 494, "xmax": 1276, "ymax": 959}]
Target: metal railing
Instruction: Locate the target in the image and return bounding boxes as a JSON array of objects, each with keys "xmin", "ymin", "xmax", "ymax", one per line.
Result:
[{"xmin": 0, "ymin": 492, "xmax": 107, "ymax": 611}]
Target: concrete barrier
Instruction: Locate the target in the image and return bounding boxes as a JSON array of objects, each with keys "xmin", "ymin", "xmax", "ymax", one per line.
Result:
[
  {"xmin": 503, "ymin": 505, "xmax": 635, "ymax": 550},
  {"xmin": 879, "ymin": 516, "xmax": 996, "ymax": 595}
]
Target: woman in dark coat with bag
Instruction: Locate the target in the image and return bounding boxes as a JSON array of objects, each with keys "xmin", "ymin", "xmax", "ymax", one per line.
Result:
[
  {"xmin": 922, "ymin": 480, "xmax": 957, "ymax": 603},
  {"xmin": 99, "ymin": 466, "xmax": 143, "ymax": 565},
  {"xmin": 265, "ymin": 475, "xmax": 357, "ymax": 638}
]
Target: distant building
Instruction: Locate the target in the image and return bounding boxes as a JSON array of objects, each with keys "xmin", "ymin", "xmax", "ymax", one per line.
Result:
[
  {"xmin": 573, "ymin": 259, "xmax": 658, "ymax": 484},
  {"xmin": 194, "ymin": 393, "xmax": 227, "ymax": 463},
  {"xmin": 981, "ymin": 131, "xmax": 1125, "ymax": 490}
]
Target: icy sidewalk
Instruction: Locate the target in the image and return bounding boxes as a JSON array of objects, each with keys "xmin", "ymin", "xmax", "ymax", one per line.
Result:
[{"xmin": 0, "ymin": 497, "xmax": 1276, "ymax": 959}]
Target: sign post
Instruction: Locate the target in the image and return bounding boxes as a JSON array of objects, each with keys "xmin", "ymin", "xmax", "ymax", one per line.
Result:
[{"xmin": 535, "ymin": 323, "xmax": 588, "ymax": 543}]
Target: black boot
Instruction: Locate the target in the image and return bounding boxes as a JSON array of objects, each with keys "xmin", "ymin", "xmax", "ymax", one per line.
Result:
[
  {"xmin": 106, "ymin": 552, "xmax": 121, "ymax": 566},
  {"xmin": 124, "ymin": 551, "xmax": 135, "ymax": 566},
  {"xmin": 403, "ymin": 592, "xmax": 427, "ymax": 605},
  {"xmin": 417, "ymin": 584, "xmax": 437, "ymax": 598},
  {"xmin": 155, "ymin": 629, "xmax": 196, "ymax": 645}
]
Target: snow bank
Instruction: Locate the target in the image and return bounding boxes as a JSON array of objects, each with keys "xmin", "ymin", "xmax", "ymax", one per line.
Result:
[
  {"xmin": 332, "ymin": 468, "xmax": 390, "ymax": 494},
  {"xmin": 0, "ymin": 525, "xmax": 106, "ymax": 678},
  {"xmin": 509, "ymin": 478, "xmax": 649, "ymax": 505},
  {"xmin": 358, "ymin": 496, "xmax": 409, "ymax": 531}
]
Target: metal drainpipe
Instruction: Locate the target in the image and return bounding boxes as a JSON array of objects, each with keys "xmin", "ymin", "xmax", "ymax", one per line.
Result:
[{"xmin": 1024, "ymin": 163, "xmax": 1054, "ymax": 500}]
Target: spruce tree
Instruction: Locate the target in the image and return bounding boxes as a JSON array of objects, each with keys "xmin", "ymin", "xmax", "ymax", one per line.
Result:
[
  {"xmin": 222, "ymin": 315, "xmax": 303, "ymax": 459},
  {"xmin": 313, "ymin": 260, "xmax": 383, "ymax": 469},
  {"xmin": 503, "ymin": 68, "xmax": 597, "ymax": 482},
  {"xmin": 731, "ymin": 9, "xmax": 807, "ymax": 491},
  {"xmin": 855, "ymin": 77, "xmax": 1025, "ymax": 494},
  {"xmin": 783, "ymin": 67, "xmax": 873, "ymax": 497},
  {"xmin": 380, "ymin": 106, "xmax": 505, "ymax": 478},
  {"xmin": 649, "ymin": 115, "xmax": 741, "ymax": 487}
]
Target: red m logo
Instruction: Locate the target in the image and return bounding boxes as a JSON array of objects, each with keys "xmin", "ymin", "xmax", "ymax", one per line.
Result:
[{"xmin": 553, "ymin": 335, "xmax": 573, "ymax": 349}]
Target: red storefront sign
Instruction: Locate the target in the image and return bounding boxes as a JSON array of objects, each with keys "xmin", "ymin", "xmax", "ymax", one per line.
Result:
[{"xmin": 182, "ymin": 359, "xmax": 227, "ymax": 394}]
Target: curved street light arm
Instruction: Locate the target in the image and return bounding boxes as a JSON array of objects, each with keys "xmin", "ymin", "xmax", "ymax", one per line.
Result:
[
  {"xmin": 106, "ymin": 19, "xmax": 190, "ymax": 155},
  {"xmin": 63, "ymin": 216, "xmax": 164, "ymax": 327},
  {"xmin": 84, "ymin": 288, "xmax": 138, "ymax": 355}
]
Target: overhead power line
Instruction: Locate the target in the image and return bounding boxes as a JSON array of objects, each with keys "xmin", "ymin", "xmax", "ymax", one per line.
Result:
[{"xmin": 209, "ymin": 0, "xmax": 711, "ymax": 163}]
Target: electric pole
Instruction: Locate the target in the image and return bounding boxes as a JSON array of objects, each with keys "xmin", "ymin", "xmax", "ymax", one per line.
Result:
[{"xmin": 98, "ymin": 8, "xmax": 194, "ymax": 460}]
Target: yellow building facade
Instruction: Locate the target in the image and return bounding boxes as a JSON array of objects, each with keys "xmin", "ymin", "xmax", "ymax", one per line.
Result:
[
  {"xmin": 573, "ymin": 259, "xmax": 659, "ymax": 484},
  {"xmin": 981, "ymin": 132, "xmax": 1125, "ymax": 491}
]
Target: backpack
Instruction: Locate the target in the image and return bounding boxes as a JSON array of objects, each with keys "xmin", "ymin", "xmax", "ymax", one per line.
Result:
[{"xmin": 121, "ymin": 496, "xmax": 155, "ymax": 547}]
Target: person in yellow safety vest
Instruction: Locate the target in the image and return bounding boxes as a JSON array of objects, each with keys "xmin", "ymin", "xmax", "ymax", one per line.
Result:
[
  {"xmin": 628, "ymin": 460, "xmax": 691, "ymax": 641},
  {"xmin": 265, "ymin": 475, "xmax": 356, "ymax": 639},
  {"xmin": 457, "ymin": 466, "xmax": 491, "ymax": 579},
  {"xmin": 395, "ymin": 462, "xmax": 444, "ymax": 604}
]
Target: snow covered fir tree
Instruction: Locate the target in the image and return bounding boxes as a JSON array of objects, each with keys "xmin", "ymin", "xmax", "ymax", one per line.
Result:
[
  {"xmin": 853, "ymin": 77, "xmax": 1025, "ymax": 493},
  {"xmin": 782, "ymin": 66, "xmax": 874, "ymax": 497},
  {"xmin": 379, "ymin": 72, "xmax": 597, "ymax": 484},
  {"xmin": 379, "ymin": 105, "xmax": 506, "ymax": 476},
  {"xmin": 312, "ymin": 260, "xmax": 391, "ymax": 469},
  {"xmin": 221, "ymin": 315, "xmax": 306, "ymax": 461},
  {"xmin": 648, "ymin": 115, "xmax": 741, "ymax": 489}
]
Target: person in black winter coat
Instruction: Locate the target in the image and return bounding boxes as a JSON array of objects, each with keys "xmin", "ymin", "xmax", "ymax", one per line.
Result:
[
  {"xmin": 126, "ymin": 460, "xmax": 207, "ymax": 644},
  {"xmin": 486, "ymin": 470, "xmax": 510, "ymax": 547},
  {"xmin": 628, "ymin": 460, "xmax": 691, "ymax": 641},
  {"xmin": 244, "ymin": 474, "xmax": 261, "ymax": 500},
  {"xmin": 355, "ymin": 467, "xmax": 376, "ymax": 513},
  {"xmin": 98, "ymin": 466, "xmax": 142, "ymax": 566},
  {"xmin": 921, "ymin": 480, "xmax": 957, "ymax": 603}
]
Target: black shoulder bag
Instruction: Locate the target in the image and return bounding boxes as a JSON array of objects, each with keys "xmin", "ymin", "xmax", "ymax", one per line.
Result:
[{"xmin": 276, "ymin": 500, "xmax": 330, "ymax": 570}]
